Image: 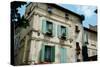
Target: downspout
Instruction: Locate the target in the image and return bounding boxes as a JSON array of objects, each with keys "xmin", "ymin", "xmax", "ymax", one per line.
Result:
[{"xmin": 81, "ymin": 15, "xmax": 89, "ymax": 61}]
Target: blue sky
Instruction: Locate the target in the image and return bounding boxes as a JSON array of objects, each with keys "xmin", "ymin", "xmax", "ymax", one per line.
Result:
[
  {"xmin": 18, "ymin": 3, "xmax": 97, "ymax": 28},
  {"xmin": 59, "ymin": 4, "xmax": 97, "ymax": 28}
]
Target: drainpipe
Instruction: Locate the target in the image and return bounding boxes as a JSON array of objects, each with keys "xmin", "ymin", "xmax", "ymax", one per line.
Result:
[
  {"xmin": 81, "ymin": 24, "xmax": 89, "ymax": 61},
  {"xmin": 80, "ymin": 15, "xmax": 88, "ymax": 61}
]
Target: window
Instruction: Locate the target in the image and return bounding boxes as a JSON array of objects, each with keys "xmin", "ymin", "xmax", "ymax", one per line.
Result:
[
  {"xmin": 45, "ymin": 46, "xmax": 52, "ymax": 62},
  {"xmin": 48, "ymin": 6, "xmax": 52, "ymax": 13},
  {"xmin": 44, "ymin": 46, "xmax": 55, "ymax": 62},
  {"xmin": 61, "ymin": 26, "xmax": 66, "ymax": 39},
  {"xmin": 65, "ymin": 13, "xmax": 69, "ymax": 19},
  {"xmin": 84, "ymin": 32, "xmax": 89, "ymax": 44},
  {"xmin": 41, "ymin": 17, "xmax": 56, "ymax": 37},
  {"xmin": 75, "ymin": 25, "xmax": 80, "ymax": 33},
  {"xmin": 82, "ymin": 46, "xmax": 88, "ymax": 61},
  {"xmin": 76, "ymin": 42, "xmax": 81, "ymax": 62},
  {"xmin": 60, "ymin": 47, "xmax": 67, "ymax": 63},
  {"xmin": 76, "ymin": 42, "xmax": 80, "ymax": 55},
  {"xmin": 40, "ymin": 45, "xmax": 55, "ymax": 63},
  {"xmin": 57, "ymin": 25, "xmax": 68, "ymax": 40},
  {"xmin": 46, "ymin": 21, "xmax": 53, "ymax": 36},
  {"xmin": 61, "ymin": 26, "xmax": 66, "ymax": 40}
]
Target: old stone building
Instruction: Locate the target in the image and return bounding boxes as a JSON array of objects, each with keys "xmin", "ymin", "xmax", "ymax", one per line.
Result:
[
  {"xmin": 83, "ymin": 25, "xmax": 97, "ymax": 61},
  {"xmin": 13, "ymin": 2, "xmax": 97, "ymax": 65}
]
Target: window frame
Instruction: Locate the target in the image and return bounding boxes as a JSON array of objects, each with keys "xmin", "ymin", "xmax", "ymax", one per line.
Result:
[
  {"xmin": 48, "ymin": 6, "xmax": 52, "ymax": 14},
  {"xmin": 45, "ymin": 21, "xmax": 53, "ymax": 37},
  {"xmin": 44, "ymin": 45, "xmax": 55, "ymax": 63},
  {"xmin": 60, "ymin": 25, "xmax": 66, "ymax": 40},
  {"xmin": 75, "ymin": 25, "xmax": 80, "ymax": 33}
]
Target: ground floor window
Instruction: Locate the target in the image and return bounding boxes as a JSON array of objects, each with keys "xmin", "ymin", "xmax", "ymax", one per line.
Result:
[
  {"xmin": 60, "ymin": 47, "xmax": 67, "ymax": 63},
  {"xmin": 40, "ymin": 45, "xmax": 55, "ymax": 63}
]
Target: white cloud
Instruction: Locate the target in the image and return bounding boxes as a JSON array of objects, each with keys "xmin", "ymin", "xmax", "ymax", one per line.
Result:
[{"xmin": 76, "ymin": 5, "xmax": 96, "ymax": 18}]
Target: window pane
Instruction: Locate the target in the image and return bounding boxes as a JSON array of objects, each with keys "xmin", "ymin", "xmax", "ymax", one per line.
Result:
[
  {"xmin": 44, "ymin": 46, "xmax": 55, "ymax": 62},
  {"xmin": 47, "ymin": 21, "xmax": 53, "ymax": 30},
  {"xmin": 61, "ymin": 26, "xmax": 66, "ymax": 36},
  {"xmin": 45, "ymin": 46, "xmax": 51, "ymax": 62}
]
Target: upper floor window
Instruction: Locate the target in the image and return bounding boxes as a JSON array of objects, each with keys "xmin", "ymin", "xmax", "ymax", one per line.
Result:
[
  {"xmin": 61, "ymin": 26, "xmax": 66, "ymax": 40},
  {"xmin": 76, "ymin": 42, "xmax": 81, "ymax": 55},
  {"xmin": 48, "ymin": 6, "xmax": 52, "ymax": 14},
  {"xmin": 41, "ymin": 17, "xmax": 68, "ymax": 38},
  {"xmin": 75, "ymin": 25, "xmax": 80, "ymax": 33},
  {"xmin": 84, "ymin": 32, "xmax": 89, "ymax": 45},
  {"xmin": 65, "ymin": 13, "xmax": 69, "ymax": 19},
  {"xmin": 46, "ymin": 21, "xmax": 53, "ymax": 36},
  {"xmin": 41, "ymin": 17, "xmax": 55, "ymax": 37},
  {"xmin": 57, "ymin": 25, "xmax": 68, "ymax": 40}
]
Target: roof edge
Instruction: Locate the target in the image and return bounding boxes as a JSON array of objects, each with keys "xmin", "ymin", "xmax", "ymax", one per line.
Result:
[
  {"xmin": 26, "ymin": 2, "xmax": 85, "ymax": 21},
  {"xmin": 84, "ymin": 27, "xmax": 97, "ymax": 33}
]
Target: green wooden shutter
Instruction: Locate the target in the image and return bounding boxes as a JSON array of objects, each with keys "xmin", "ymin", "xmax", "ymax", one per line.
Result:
[
  {"xmin": 84, "ymin": 32, "xmax": 88, "ymax": 45},
  {"xmin": 60, "ymin": 47, "xmax": 67, "ymax": 63},
  {"xmin": 66, "ymin": 27, "xmax": 68, "ymax": 39},
  {"xmin": 53, "ymin": 23, "xmax": 56, "ymax": 37},
  {"xmin": 86, "ymin": 32, "xmax": 88, "ymax": 42},
  {"xmin": 41, "ymin": 17, "xmax": 47, "ymax": 34},
  {"xmin": 57, "ymin": 25, "xmax": 61, "ymax": 38},
  {"xmin": 40, "ymin": 43, "xmax": 45, "ymax": 62},
  {"xmin": 51, "ymin": 46, "xmax": 55, "ymax": 62},
  {"xmin": 84, "ymin": 32, "xmax": 86, "ymax": 42}
]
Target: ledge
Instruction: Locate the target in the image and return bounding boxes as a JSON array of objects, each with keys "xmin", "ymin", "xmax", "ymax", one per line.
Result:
[{"xmin": 30, "ymin": 37, "xmax": 72, "ymax": 48}]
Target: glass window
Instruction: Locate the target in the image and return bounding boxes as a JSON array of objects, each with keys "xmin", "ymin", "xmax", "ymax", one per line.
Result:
[
  {"xmin": 47, "ymin": 21, "xmax": 53, "ymax": 31},
  {"xmin": 61, "ymin": 26, "xmax": 66, "ymax": 38},
  {"xmin": 45, "ymin": 46, "xmax": 52, "ymax": 62},
  {"xmin": 48, "ymin": 6, "xmax": 52, "ymax": 13},
  {"xmin": 61, "ymin": 26, "xmax": 66, "ymax": 35},
  {"xmin": 75, "ymin": 25, "xmax": 80, "ymax": 32},
  {"xmin": 44, "ymin": 45, "xmax": 55, "ymax": 62},
  {"xmin": 46, "ymin": 21, "xmax": 53, "ymax": 36}
]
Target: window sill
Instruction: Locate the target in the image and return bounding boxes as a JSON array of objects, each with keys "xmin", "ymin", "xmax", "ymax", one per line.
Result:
[{"xmin": 45, "ymin": 32, "xmax": 53, "ymax": 37}]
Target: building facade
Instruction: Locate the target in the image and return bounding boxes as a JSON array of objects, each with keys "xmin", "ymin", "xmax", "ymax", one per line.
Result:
[
  {"xmin": 13, "ymin": 2, "xmax": 97, "ymax": 65},
  {"xmin": 83, "ymin": 25, "xmax": 97, "ymax": 61}
]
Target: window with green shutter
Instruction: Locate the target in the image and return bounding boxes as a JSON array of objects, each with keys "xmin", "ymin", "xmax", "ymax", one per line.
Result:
[
  {"xmin": 51, "ymin": 46, "xmax": 55, "ymax": 62},
  {"xmin": 57, "ymin": 25, "xmax": 68, "ymax": 40},
  {"xmin": 84, "ymin": 32, "xmax": 88, "ymax": 44},
  {"xmin": 61, "ymin": 26, "xmax": 66, "ymax": 39},
  {"xmin": 40, "ymin": 44, "xmax": 45, "ymax": 62},
  {"xmin": 60, "ymin": 47, "xmax": 67, "ymax": 63},
  {"xmin": 44, "ymin": 45, "xmax": 55, "ymax": 62},
  {"xmin": 41, "ymin": 17, "xmax": 47, "ymax": 34},
  {"xmin": 40, "ymin": 45, "xmax": 55, "ymax": 63},
  {"xmin": 41, "ymin": 17, "xmax": 56, "ymax": 37},
  {"xmin": 45, "ymin": 21, "xmax": 53, "ymax": 37}
]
